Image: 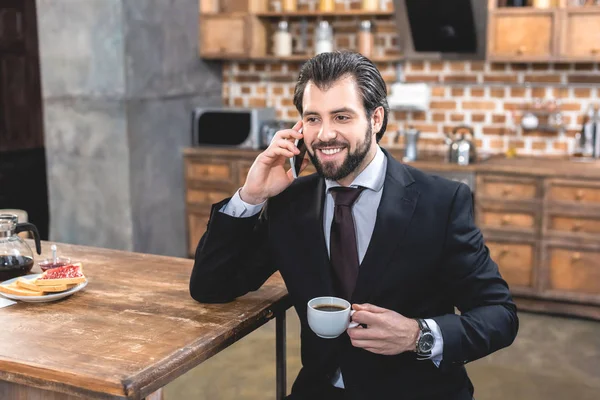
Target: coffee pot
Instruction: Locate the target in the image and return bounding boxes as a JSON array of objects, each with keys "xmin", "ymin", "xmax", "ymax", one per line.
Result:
[
  {"xmin": 445, "ymin": 125, "xmax": 477, "ymax": 166},
  {"xmin": 0, "ymin": 214, "xmax": 41, "ymax": 281}
]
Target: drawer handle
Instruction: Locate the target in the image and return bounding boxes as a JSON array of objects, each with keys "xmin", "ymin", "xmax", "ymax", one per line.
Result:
[
  {"xmin": 501, "ymin": 215, "xmax": 512, "ymax": 225},
  {"xmin": 502, "ymin": 187, "xmax": 513, "ymax": 196},
  {"xmin": 572, "ymin": 222, "xmax": 583, "ymax": 232},
  {"xmin": 495, "ymin": 247, "xmax": 509, "ymax": 258},
  {"xmin": 575, "ymin": 189, "xmax": 585, "ymax": 201},
  {"xmin": 571, "ymin": 252, "xmax": 582, "ymax": 263},
  {"xmin": 591, "ymin": 48, "xmax": 599, "ymax": 55},
  {"xmin": 516, "ymin": 46, "xmax": 527, "ymax": 55}
]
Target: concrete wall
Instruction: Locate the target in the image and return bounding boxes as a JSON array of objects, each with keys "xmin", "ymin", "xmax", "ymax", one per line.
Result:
[{"xmin": 37, "ymin": 0, "xmax": 222, "ymax": 256}]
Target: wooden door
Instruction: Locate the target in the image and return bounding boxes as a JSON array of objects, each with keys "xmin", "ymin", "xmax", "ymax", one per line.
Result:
[
  {"xmin": 0, "ymin": 0, "xmax": 48, "ymax": 239},
  {"xmin": 0, "ymin": 0, "xmax": 43, "ymax": 152}
]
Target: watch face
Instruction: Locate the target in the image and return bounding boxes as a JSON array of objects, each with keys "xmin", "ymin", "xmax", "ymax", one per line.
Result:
[{"xmin": 419, "ymin": 332, "xmax": 435, "ymax": 353}]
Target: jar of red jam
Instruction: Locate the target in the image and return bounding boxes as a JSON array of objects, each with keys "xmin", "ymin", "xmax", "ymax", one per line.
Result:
[{"xmin": 38, "ymin": 257, "xmax": 72, "ymax": 272}]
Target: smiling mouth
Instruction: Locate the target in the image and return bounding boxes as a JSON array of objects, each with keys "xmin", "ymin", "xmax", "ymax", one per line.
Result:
[{"xmin": 319, "ymin": 148, "xmax": 344, "ymax": 155}]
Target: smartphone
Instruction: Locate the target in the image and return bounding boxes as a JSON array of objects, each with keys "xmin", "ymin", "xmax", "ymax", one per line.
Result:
[{"xmin": 290, "ymin": 129, "xmax": 307, "ymax": 179}]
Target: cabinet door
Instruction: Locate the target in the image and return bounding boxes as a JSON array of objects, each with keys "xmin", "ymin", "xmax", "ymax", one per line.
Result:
[
  {"xmin": 560, "ymin": 8, "xmax": 600, "ymax": 61},
  {"xmin": 488, "ymin": 11, "xmax": 557, "ymax": 61},
  {"xmin": 199, "ymin": 14, "xmax": 266, "ymax": 58},
  {"xmin": 200, "ymin": 15, "xmax": 247, "ymax": 57},
  {"xmin": 543, "ymin": 242, "xmax": 600, "ymax": 305},
  {"xmin": 486, "ymin": 239, "xmax": 537, "ymax": 294}
]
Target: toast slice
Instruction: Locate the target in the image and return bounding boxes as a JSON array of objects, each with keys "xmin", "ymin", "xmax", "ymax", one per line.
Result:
[
  {"xmin": 16, "ymin": 278, "xmax": 73, "ymax": 293},
  {"xmin": 0, "ymin": 282, "xmax": 44, "ymax": 296},
  {"xmin": 35, "ymin": 262, "xmax": 86, "ymax": 286}
]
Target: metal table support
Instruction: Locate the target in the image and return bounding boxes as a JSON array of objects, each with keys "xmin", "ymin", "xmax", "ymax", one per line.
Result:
[{"xmin": 276, "ymin": 310, "xmax": 287, "ymax": 400}]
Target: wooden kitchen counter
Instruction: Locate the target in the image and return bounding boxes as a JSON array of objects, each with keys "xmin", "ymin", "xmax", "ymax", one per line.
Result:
[
  {"xmin": 183, "ymin": 146, "xmax": 600, "ymax": 179},
  {"xmin": 0, "ymin": 242, "xmax": 290, "ymax": 399},
  {"xmin": 184, "ymin": 146, "xmax": 600, "ymax": 321}
]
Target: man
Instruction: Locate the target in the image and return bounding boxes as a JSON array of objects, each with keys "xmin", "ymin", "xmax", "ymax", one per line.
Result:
[{"xmin": 190, "ymin": 51, "xmax": 518, "ymax": 400}]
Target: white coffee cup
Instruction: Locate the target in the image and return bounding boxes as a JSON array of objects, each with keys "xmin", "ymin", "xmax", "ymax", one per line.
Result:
[{"xmin": 307, "ymin": 296, "xmax": 359, "ymax": 339}]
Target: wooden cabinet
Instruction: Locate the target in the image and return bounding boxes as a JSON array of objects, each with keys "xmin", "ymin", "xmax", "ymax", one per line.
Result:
[
  {"xmin": 559, "ymin": 7, "xmax": 600, "ymax": 60},
  {"xmin": 184, "ymin": 148, "xmax": 600, "ymax": 319},
  {"xmin": 487, "ymin": 10, "xmax": 558, "ymax": 61},
  {"xmin": 199, "ymin": 14, "xmax": 267, "ymax": 58},
  {"xmin": 487, "ymin": 1, "xmax": 600, "ymax": 62}
]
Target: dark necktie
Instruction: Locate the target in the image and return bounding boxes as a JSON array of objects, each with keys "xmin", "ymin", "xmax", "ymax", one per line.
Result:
[{"xmin": 329, "ymin": 186, "xmax": 365, "ymax": 301}]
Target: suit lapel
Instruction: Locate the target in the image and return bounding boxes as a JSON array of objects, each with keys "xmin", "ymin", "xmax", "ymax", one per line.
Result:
[
  {"xmin": 292, "ymin": 176, "xmax": 336, "ymax": 296},
  {"xmin": 351, "ymin": 151, "xmax": 419, "ymax": 304}
]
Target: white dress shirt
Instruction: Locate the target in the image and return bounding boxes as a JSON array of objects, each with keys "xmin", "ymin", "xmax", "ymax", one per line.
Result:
[{"xmin": 221, "ymin": 146, "xmax": 443, "ymax": 388}]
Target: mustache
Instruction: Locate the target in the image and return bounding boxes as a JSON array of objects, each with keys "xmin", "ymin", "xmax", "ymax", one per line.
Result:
[{"xmin": 312, "ymin": 140, "xmax": 349, "ymax": 149}]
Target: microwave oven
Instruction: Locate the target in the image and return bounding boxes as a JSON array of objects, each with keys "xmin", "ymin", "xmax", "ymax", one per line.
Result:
[{"xmin": 191, "ymin": 107, "xmax": 278, "ymax": 149}]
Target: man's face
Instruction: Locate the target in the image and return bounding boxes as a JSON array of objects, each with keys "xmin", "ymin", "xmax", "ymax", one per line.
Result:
[{"xmin": 301, "ymin": 76, "xmax": 377, "ymax": 182}]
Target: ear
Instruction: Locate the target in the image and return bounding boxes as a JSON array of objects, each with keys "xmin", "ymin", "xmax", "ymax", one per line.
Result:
[{"xmin": 371, "ymin": 106, "xmax": 384, "ymax": 136}]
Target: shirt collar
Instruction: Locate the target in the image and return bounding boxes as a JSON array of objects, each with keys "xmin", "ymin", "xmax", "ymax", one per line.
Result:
[{"xmin": 325, "ymin": 146, "xmax": 386, "ymax": 193}]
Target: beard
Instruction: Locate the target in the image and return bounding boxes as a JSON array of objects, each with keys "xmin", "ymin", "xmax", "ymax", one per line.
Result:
[{"xmin": 308, "ymin": 124, "xmax": 372, "ymax": 181}]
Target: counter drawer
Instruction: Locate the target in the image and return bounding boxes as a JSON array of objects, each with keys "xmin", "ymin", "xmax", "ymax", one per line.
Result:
[
  {"xmin": 487, "ymin": 241, "xmax": 535, "ymax": 289},
  {"xmin": 479, "ymin": 209, "xmax": 537, "ymax": 234},
  {"xmin": 186, "ymin": 161, "xmax": 234, "ymax": 185},
  {"xmin": 545, "ymin": 214, "xmax": 600, "ymax": 238},
  {"xmin": 546, "ymin": 246, "xmax": 600, "ymax": 297},
  {"xmin": 477, "ymin": 175, "xmax": 540, "ymax": 201},
  {"xmin": 188, "ymin": 211, "xmax": 211, "ymax": 257},
  {"xmin": 546, "ymin": 179, "xmax": 600, "ymax": 206},
  {"xmin": 186, "ymin": 189, "xmax": 231, "ymax": 205}
]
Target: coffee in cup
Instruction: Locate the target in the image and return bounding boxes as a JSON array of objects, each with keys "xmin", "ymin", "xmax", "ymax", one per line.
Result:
[{"xmin": 307, "ymin": 296, "xmax": 358, "ymax": 339}]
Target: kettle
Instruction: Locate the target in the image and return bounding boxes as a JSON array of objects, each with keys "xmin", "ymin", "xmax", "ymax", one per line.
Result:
[
  {"xmin": 445, "ymin": 125, "xmax": 477, "ymax": 166},
  {"xmin": 0, "ymin": 214, "xmax": 42, "ymax": 281}
]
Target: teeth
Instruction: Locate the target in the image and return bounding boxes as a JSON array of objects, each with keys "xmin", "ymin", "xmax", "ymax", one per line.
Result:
[{"xmin": 321, "ymin": 148, "xmax": 342, "ymax": 155}]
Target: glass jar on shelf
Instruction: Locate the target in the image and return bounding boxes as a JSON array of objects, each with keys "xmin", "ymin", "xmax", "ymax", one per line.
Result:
[
  {"xmin": 282, "ymin": 0, "xmax": 297, "ymax": 12},
  {"xmin": 273, "ymin": 20, "xmax": 293, "ymax": 57},
  {"xmin": 358, "ymin": 20, "xmax": 374, "ymax": 57},
  {"xmin": 315, "ymin": 20, "xmax": 334, "ymax": 55},
  {"xmin": 362, "ymin": 0, "xmax": 379, "ymax": 11},
  {"xmin": 319, "ymin": 0, "xmax": 335, "ymax": 12}
]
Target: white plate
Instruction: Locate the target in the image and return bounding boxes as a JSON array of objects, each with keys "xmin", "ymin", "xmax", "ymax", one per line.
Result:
[{"xmin": 0, "ymin": 274, "xmax": 88, "ymax": 303}]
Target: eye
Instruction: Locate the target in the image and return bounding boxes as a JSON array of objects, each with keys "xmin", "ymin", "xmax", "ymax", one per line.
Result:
[
  {"xmin": 336, "ymin": 115, "xmax": 350, "ymax": 122},
  {"xmin": 305, "ymin": 117, "xmax": 319, "ymax": 124}
]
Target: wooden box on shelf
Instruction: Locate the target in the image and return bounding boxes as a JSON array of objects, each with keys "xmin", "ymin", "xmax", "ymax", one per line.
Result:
[
  {"xmin": 199, "ymin": 13, "xmax": 267, "ymax": 58},
  {"xmin": 199, "ymin": 0, "xmax": 267, "ymax": 14}
]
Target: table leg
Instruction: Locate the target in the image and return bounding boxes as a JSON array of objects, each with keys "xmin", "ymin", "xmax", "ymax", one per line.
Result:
[{"xmin": 276, "ymin": 310, "xmax": 287, "ymax": 400}]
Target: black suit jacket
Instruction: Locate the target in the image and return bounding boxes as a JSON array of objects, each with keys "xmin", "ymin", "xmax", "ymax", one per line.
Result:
[{"xmin": 190, "ymin": 149, "xmax": 518, "ymax": 400}]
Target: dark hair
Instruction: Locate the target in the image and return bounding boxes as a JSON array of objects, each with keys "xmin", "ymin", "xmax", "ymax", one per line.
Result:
[{"xmin": 293, "ymin": 51, "xmax": 390, "ymax": 143}]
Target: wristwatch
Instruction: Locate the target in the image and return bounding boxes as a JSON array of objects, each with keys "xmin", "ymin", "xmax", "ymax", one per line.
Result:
[{"xmin": 415, "ymin": 319, "xmax": 435, "ymax": 358}]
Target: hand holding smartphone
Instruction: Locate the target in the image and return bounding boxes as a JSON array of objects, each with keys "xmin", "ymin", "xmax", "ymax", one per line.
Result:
[{"xmin": 290, "ymin": 128, "xmax": 307, "ymax": 179}]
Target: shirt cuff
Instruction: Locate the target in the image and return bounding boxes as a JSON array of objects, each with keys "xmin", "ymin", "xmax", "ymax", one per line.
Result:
[
  {"xmin": 424, "ymin": 318, "xmax": 444, "ymax": 368},
  {"xmin": 220, "ymin": 188, "xmax": 265, "ymax": 218}
]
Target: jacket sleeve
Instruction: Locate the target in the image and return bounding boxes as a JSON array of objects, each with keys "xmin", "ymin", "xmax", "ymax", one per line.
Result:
[
  {"xmin": 432, "ymin": 183, "xmax": 519, "ymax": 369},
  {"xmin": 189, "ymin": 198, "xmax": 276, "ymax": 303}
]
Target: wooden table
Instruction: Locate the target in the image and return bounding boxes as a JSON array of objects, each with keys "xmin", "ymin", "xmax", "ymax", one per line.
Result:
[{"xmin": 0, "ymin": 242, "xmax": 291, "ymax": 399}]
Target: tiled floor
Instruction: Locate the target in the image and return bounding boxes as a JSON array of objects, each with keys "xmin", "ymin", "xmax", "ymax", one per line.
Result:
[{"xmin": 164, "ymin": 311, "xmax": 600, "ymax": 400}]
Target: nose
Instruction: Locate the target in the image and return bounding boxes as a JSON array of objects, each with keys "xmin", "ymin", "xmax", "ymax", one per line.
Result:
[{"xmin": 317, "ymin": 121, "xmax": 337, "ymax": 142}]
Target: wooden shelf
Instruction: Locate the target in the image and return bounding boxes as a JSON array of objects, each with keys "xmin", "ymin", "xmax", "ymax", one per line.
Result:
[
  {"xmin": 255, "ymin": 10, "xmax": 395, "ymax": 18},
  {"xmin": 201, "ymin": 54, "xmax": 403, "ymax": 63}
]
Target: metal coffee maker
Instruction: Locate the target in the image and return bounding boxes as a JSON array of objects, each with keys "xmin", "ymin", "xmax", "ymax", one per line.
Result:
[
  {"xmin": 398, "ymin": 125, "xmax": 420, "ymax": 162},
  {"xmin": 445, "ymin": 125, "xmax": 477, "ymax": 166}
]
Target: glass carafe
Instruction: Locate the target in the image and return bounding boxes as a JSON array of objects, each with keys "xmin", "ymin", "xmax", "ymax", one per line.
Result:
[{"xmin": 0, "ymin": 214, "xmax": 42, "ymax": 281}]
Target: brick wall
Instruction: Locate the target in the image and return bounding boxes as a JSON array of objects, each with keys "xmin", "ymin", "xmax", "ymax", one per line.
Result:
[{"xmin": 222, "ymin": 2, "xmax": 600, "ymax": 156}]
